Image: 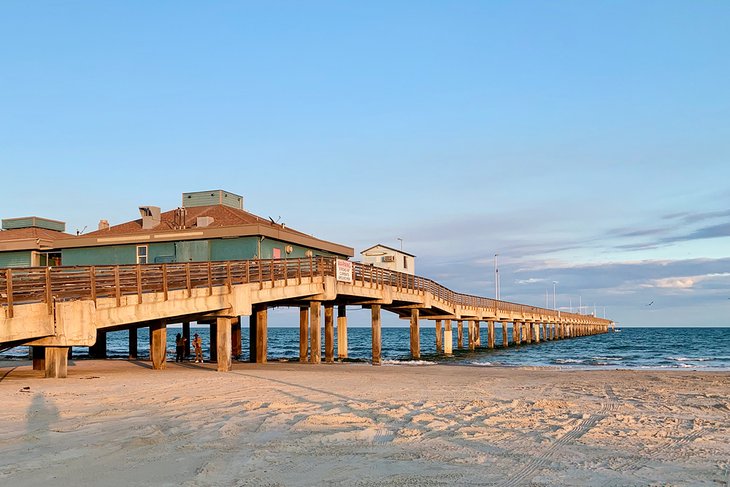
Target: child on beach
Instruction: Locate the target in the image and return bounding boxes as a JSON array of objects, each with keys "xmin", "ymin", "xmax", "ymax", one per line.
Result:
[{"xmin": 192, "ymin": 333, "xmax": 203, "ymax": 363}]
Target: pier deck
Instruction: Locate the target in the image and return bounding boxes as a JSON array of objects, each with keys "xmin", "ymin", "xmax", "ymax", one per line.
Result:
[{"xmin": 1, "ymin": 257, "xmax": 612, "ymax": 377}]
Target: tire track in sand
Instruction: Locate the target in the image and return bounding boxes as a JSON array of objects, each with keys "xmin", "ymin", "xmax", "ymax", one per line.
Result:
[{"xmin": 497, "ymin": 385, "xmax": 618, "ymax": 487}]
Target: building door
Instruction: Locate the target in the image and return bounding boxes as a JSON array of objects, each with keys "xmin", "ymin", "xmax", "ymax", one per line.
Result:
[{"xmin": 175, "ymin": 241, "xmax": 210, "ymax": 262}]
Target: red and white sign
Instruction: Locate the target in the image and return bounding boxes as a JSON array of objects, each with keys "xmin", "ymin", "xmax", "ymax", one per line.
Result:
[{"xmin": 336, "ymin": 259, "xmax": 353, "ymax": 283}]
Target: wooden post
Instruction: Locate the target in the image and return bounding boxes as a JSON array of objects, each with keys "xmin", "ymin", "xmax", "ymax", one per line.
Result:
[
  {"xmin": 182, "ymin": 322, "xmax": 191, "ymax": 358},
  {"xmin": 468, "ymin": 320, "xmax": 475, "ymax": 350},
  {"xmin": 435, "ymin": 320, "xmax": 443, "ymax": 353},
  {"xmin": 502, "ymin": 322, "xmax": 508, "ymax": 347},
  {"xmin": 255, "ymin": 306, "xmax": 267, "ymax": 363},
  {"xmin": 534, "ymin": 322, "xmax": 540, "ymax": 343},
  {"xmin": 526, "ymin": 322, "xmax": 532, "ymax": 344},
  {"xmin": 475, "ymin": 321, "xmax": 481, "ymax": 347},
  {"xmin": 444, "ymin": 320, "xmax": 453, "ymax": 355},
  {"xmin": 337, "ymin": 305, "xmax": 348, "ymax": 359},
  {"xmin": 231, "ymin": 318, "xmax": 242, "ymax": 359},
  {"xmin": 488, "ymin": 321, "xmax": 495, "ymax": 349},
  {"xmin": 4, "ymin": 269, "xmax": 13, "ymax": 319},
  {"xmin": 299, "ymin": 306, "xmax": 309, "ymax": 362},
  {"xmin": 45, "ymin": 347, "xmax": 69, "ymax": 379},
  {"xmin": 210, "ymin": 322, "xmax": 218, "ymax": 362},
  {"xmin": 136, "ymin": 265, "xmax": 142, "ymax": 303},
  {"xmin": 371, "ymin": 305, "xmax": 381, "ymax": 365},
  {"xmin": 325, "ymin": 303, "xmax": 334, "ymax": 363},
  {"xmin": 129, "ymin": 327, "xmax": 138, "ymax": 359},
  {"xmin": 114, "ymin": 266, "xmax": 121, "ymax": 307},
  {"xmin": 150, "ymin": 321, "xmax": 167, "ymax": 370},
  {"xmin": 216, "ymin": 317, "xmax": 232, "ymax": 372},
  {"xmin": 45, "ymin": 267, "xmax": 52, "ymax": 315},
  {"xmin": 310, "ymin": 301, "xmax": 321, "ymax": 364},
  {"xmin": 90, "ymin": 266, "xmax": 97, "ymax": 303},
  {"xmin": 409, "ymin": 309, "xmax": 420, "ymax": 359},
  {"xmin": 457, "ymin": 320, "xmax": 463, "ymax": 349},
  {"xmin": 32, "ymin": 346, "xmax": 46, "ymax": 371}
]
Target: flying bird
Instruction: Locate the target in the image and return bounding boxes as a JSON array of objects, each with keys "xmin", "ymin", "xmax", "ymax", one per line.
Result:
[{"xmin": 646, "ymin": 301, "xmax": 654, "ymax": 307}]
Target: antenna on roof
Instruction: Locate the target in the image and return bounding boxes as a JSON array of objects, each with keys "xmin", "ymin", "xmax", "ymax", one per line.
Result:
[
  {"xmin": 268, "ymin": 216, "xmax": 285, "ymax": 227},
  {"xmin": 76, "ymin": 225, "xmax": 87, "ymax": 236}
]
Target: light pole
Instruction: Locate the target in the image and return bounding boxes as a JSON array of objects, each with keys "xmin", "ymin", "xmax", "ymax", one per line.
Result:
[
  {"xmin": 396, "ymin": 238, "xmax": 403, "ymax": 251},
  {"xmin": 552, "ymin": 281, "xmax": 558, "ymax": 311},
  {"xmin": 494, "ymin": 253, "xmax": 499, "ymax": 300}
]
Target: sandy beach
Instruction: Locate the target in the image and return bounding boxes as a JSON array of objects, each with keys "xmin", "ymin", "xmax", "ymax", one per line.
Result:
[{"xmin": 1, "ymin": 360, "xmax": 728, "ymax": 487}]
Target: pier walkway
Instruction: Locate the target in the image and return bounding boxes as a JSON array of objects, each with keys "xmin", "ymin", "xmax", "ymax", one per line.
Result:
[{"xmin": 1, "ymin": 257, "xmax": 612, "ymax": 377}]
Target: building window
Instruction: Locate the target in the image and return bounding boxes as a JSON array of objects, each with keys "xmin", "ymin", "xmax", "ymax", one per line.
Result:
[
  {"xmin": 136, "ymin": 245, "xmax": 148, "ymax": 264},
  {"xmin": 404, "ymin": 256, "xmax": 408, "ymax": 269}
]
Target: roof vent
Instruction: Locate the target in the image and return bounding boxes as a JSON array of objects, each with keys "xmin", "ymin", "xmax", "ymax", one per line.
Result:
[
  {"xmin": 196, "ymin": 216, "xmax": 214, "ymax": 228},
  {"xmin": 98, "ymin": 219, "xmax": 110, "ymax": 231},
  {"xmin": 139, "ymin": 206, "xmax": 161, "ymax": 230}
]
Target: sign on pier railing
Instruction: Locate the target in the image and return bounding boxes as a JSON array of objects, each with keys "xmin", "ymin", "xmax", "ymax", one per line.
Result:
[{"xmin": 336, "ymin": 259, "xmax": 353, "ymax": 283}]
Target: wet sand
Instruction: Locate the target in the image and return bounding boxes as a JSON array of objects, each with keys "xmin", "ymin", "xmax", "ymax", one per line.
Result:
[{"xmin": 1, "ymin": 360, "xmax": 728, "ymax": 486}]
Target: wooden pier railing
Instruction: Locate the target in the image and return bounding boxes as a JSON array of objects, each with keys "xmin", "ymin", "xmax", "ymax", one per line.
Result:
[{"xmin": 1, "ymin": 257, "xmax": 603, "ymax": 323}]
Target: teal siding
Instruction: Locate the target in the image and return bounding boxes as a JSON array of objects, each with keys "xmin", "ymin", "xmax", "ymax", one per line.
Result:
[
  {"xmin": 60, "ymin": 237, "xmax": 341, "ymax": 267},
  {"xmin": 63, "ymin": 243, "xmax": 177, "ymax": 265},
  {"xmin": 175, "ymin": 241, "xmax": 210, "ymax": 262},
  {"xmin": 2, "ymin": 217, "xmax": 65, "ymax": 232},
  {"xmin": 150, "ymin": 242, "xmax": 176, "ymax": 263},
  {"xmin": 0, "ymin": 251, "xmax": 32, "ymax": 268},
  {"xmin": 210, "ymin": 237, "xmax": 258, "ymax": 261},
  {"xmin": 182, "ymin": 190, "xmax": 243, "ymax": 209},
  {"xmin": 62, "ymin": 245, "xmax": 137, "ymax": 266}
]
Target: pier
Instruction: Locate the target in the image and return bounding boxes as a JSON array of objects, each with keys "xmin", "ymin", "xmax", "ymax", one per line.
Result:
[{"xmin": 1, "ymin": 257, "xmax": 612, "ymax": 377}]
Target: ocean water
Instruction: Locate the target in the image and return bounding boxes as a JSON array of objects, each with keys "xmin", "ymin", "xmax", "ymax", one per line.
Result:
[{"xmin": 3, "ymin": 327, "xmax": 729, "ymax": 370}]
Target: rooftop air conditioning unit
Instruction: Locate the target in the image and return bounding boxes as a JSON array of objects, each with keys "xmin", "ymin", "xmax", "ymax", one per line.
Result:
[{"xmin": 382, "ymin": 255, "xmax": 396, "ymax": 263}]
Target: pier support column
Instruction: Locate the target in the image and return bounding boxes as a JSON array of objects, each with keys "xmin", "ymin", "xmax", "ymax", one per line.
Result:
[
  {"xmin": 457, "ymin": 321, "xmax": 463, "ymax": 349},
  {"xmin": 255, "ymin": 306, "xmax": 268, "ymax": 364},
  {"xmin": 216, "ymin": 317, "xmax": 232, "ymax": 372},
  {"xmin": 502, "ymin": 322, "xmax": 508, "ymax": 347},
  {"xmin": 435, "ymin": 320, "xmax": 443, "ymax": 353},
  {"xmin": 310, "ymin": 301, "xmax": 321, "ymax": 364},
  {"xmin": 526, "ymin": 322, "xmax": 532, "ymax": 344},
  {"xmin": 150, "ymin": 321, "xmax": 167, "ymax": 370},
  {"xmin": 488, "ymin": 321, "xmax": 495, "ymax": 349},
  {"xmin": 231, "ymin": 318, "xmax": 242, "ymax": 360},
  {"xmin": 444, "ymin": 320, "xmax": 453, "ymax": 355},
  {"xmin": 248, "ymin": 315, "xmax": 256, "ymax": 363},
  {"xmin": 45, "ymin": 347, "xmax": 69, "ymax": 378},
  {"xmin": 128, "ymin": 327, "xmax": 138, "ymax": 359},
  {"xmin": 325, "ymin": 303, "xmax": 335, "ymax": 364},
  {"xmin": 210, "ymin": 322, "xmax": 218, "ymax": 362},
  {"xmin": 512, "ymin": 322, "xmax": 519, "ymax": 345},
  {"xmin": 32, "ymin": 346, "xmax": 46, "ymax": 371},
  {"xmin": 371, "ymin": 305, "xmax": 381, "ymax": 366},
  {"xmin": 299, "ymin": 306, "xmax": 309, "ymax": 362},
  {"xmin": 337, "ymin": 305, "xmax": 348, "ymax": 359},
  {"xmin": 534, "ymin": 322, "xmax": 540, "ymax": 343},
  {"xmin": 183, "ymin": 322, "xmax": 191, "ymax": 358},
  {"xmin": 468, "ymin": 321, "xmax": 475, "ymax": 350},
  {"xmin": 89, "ymin": 330, "xmax": 107, "ymax": 359},
  {"xmin": 475, "ymin": 321, "xmax": 481, "ymax": 347},
  {"xmin": 410, "ymin": 309, "xmax": 420, "ymax": 359}
]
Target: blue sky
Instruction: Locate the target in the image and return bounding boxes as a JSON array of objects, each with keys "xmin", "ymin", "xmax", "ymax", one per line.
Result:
[{"xmin": 1, "ymin": 1, "xmax": 729, "ymax": 326}]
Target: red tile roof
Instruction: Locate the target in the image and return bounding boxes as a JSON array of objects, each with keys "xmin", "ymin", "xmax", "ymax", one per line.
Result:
[
  {"xmin": 85, "ymin": 205, "xmax": 310, "ymax": 238},
  {"xmin": 0, "ymin": 227, "xmax": 73, "ymax": 242}
]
